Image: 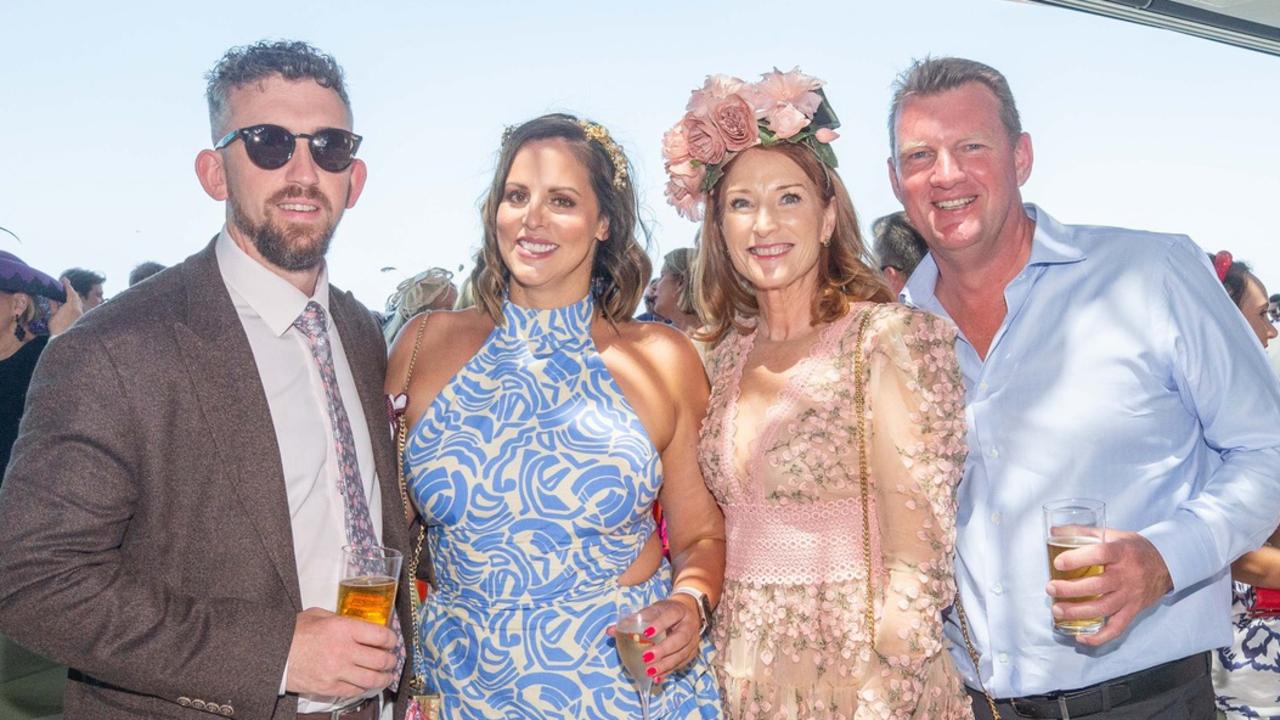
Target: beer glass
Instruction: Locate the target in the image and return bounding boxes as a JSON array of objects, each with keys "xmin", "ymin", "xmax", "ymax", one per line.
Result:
[
  {"xmin": 337, "ymin": 545, "xmax": 402, "ymax": 627},
  {"xmin": 1043, "ymin": 499, "xmax": 1106, "ymax": 636},
  {"xmin": 615, "ymin": 605, "xmax": 665, "ymax": 720}
]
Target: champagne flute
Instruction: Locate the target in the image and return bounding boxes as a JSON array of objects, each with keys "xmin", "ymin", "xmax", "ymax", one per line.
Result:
[{"xmin": 615, "ymin": 605, "xmax": 664, "ymax": 720}]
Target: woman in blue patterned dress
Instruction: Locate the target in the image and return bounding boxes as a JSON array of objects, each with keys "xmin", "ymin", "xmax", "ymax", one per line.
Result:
[{"xmin": 386, "ymin": 114, "xmax": 725, "ymax": 719}]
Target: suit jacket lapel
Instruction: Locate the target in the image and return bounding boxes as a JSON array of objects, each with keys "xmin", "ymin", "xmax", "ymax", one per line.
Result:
[{"xmin": 173, "ymin": 238, "xmax": 302, "ymax": 609}]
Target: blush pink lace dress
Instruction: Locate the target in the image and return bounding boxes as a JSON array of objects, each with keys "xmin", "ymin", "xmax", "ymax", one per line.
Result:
[{"xmin": 699, "ymin": 303, "xmax": 973, "ymax": 719}]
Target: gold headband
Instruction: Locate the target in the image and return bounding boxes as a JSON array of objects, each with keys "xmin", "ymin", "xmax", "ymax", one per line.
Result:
[
  {"xmin": 577, "ymin": 120, "xmax": 629, "ymax": 190},
  {"xmin": 501, "ymin": 120, "xmax": 629, "ymax": 190}
]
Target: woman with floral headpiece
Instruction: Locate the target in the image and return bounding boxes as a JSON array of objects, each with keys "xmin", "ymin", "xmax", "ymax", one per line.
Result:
[
  {"xmin": 386, "ymin": 113, "xmax": 724, "ymax": 718},
  {"xmin": 664, "ymin": 69, "xmax": 973, "ymax": 718}
]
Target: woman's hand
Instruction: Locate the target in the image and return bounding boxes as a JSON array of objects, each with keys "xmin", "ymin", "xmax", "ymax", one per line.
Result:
[
  {"xmin": 607, "ymin": 595, "xmax": 703, "ymax": 684},
  {"xmin": 48, "ymin": 278, "xmax": 83, "ymax": 335}
]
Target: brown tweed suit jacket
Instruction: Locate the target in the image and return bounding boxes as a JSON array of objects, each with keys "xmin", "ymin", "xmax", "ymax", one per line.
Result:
[{"xmin": 0, "ymin": 239, "xmax": 415, "ymax": 719}]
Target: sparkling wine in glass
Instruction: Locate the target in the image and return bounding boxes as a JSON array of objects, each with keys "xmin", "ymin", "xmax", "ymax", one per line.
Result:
[{"xmin": 615, "ymin": 605, "xmax": 663, "ymax": 720}]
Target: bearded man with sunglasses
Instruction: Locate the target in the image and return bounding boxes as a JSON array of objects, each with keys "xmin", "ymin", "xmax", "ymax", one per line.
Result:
[{"xmin": 0, "ymin": 41, "xmax": 413, "ymax": 720}]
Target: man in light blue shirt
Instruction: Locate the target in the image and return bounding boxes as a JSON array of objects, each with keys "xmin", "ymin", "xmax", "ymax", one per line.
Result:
[{"xmin": 890, "ymin": 57, "xmax": 1280, "ymax": 719}]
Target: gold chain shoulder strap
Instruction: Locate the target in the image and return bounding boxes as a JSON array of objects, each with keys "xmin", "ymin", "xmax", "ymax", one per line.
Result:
[
  {"xmin": 852, "ymin": 305, "xmax": 1000, "ymax": 719},
  {"xmin": 852, "ymin": 305, "xmax": 877, "ymax": 636},
  {"xmin": 955, "ymin": 594, "xmax": 1000, "ymax": 718},
  {"xmin": 393, "ymin": 315, "xmax": 431, "ymax": 693}
]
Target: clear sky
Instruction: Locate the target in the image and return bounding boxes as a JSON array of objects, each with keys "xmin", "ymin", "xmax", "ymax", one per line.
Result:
[{"xmin": 2, "ymin": 0, "xmax": 1278, "ymax": 309}]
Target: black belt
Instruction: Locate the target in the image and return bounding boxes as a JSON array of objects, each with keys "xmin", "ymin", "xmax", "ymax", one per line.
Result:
[{"xmin": 995, "ymin": 652, "xmax": 1209, "ymax": 719}]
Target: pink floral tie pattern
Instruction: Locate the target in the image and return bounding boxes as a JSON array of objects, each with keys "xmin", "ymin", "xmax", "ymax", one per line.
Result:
[{"xmin": 294, "ymin": 301, "xmax": 405, "ymax": 684}]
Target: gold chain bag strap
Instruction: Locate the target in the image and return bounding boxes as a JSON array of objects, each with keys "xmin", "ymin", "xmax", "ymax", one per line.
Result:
[
  {"xmin": 851, "ymin": 306, "xmax": 1000, "ymax": 720},
  {"xmin": 391, "ymin": 317, "xmax": 442, "ymax": 719}
]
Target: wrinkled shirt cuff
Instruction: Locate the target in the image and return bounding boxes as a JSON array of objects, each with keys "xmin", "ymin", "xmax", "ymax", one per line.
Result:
[{"xmin": 1141, "ymin": 514, "xmax": 1217, "ymax": 594}]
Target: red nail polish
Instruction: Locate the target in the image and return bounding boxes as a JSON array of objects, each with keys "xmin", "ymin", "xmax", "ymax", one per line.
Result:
[
  {"xmin": 646, "ymin": 667, "xmax": 657, "ymax": 676},
  {"xmin": 643, "ymin": 626, "xmax": 655, "ymax": 637},
  {"xmin": 655, "ymin": 676, "xmax": 664, "ymax": 684},
  {"xmin": 642, "ymin": 651, "xmax": 654, "ymax": 663}
]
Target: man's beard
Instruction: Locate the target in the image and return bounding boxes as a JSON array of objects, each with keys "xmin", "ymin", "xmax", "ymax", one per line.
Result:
[{"xmin": 230, "ymin": 186, "xmax": 339, "ymax": 271}]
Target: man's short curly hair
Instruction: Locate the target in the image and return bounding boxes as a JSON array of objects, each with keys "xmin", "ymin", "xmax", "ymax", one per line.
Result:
[{"xmin": 204, "ymin": 40, "xmax": 351, "ymax": 142}]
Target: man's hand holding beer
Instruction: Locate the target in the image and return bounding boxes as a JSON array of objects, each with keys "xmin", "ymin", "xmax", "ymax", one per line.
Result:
[
  {"xmin": 1046, "ymin": 529, "xmax": 1174, "ymax": 646},
  {"xmin": 285, "ymin": 607, "xmax": 399, "ymax": 698}
]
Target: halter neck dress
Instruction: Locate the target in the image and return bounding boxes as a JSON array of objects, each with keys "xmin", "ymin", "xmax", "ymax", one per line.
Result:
[{"xmin": 406, "ymin": 294, "xmax": 721, "ymax": 719}]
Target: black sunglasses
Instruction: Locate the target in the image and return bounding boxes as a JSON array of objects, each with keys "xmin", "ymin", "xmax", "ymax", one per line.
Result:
[{"xmin": 215, "ymin": 124, "xmax": 362, "ymax": 172}]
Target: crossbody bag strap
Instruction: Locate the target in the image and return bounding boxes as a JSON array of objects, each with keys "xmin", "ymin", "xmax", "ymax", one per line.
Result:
[
  {"xmin": 954, "ymin": 594, "xmax": 1001, "ymax": 719},
  {"xmin": 392, "ymin": 315, "xmax": 431, "ymax": 694},
  {"xmin": 852, "ymin": 305, "xmax": 877, "ymax": 637}
]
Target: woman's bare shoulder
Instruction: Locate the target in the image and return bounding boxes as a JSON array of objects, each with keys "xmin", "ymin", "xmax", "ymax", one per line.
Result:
[{"xmin": 387, "ymin": 308, "xmax": 493, "ymax": 389}]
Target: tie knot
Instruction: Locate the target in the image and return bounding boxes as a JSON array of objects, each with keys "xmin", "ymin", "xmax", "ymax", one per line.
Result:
[{"xmin": 293, "ymin": 301, "xmax": 328, "ymax": 340}]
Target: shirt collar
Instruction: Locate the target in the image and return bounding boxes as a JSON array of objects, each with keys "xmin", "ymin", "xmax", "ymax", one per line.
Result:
[
  {"xmin": 900, "ymin": 203, "xmax": 1085, "ymax": 311},
  {"xmin": 215, "ymin": 227, "xmax": 330, "ymax": 337},
  {"xmin": 1024, "ymin": 203, "xmax": 1086, "ymax": 268}
]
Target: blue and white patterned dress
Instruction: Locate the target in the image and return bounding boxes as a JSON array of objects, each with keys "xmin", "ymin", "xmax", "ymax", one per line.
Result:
[
  {"xmin": 1213, "ymin": 583, "xmax": 1280, "ymax": 719},
  {"xmin": 405, "ymin": 294, "xmax": 721, "ymax": 719}
]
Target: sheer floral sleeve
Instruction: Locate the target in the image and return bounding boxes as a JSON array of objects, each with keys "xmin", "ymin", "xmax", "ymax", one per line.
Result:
[{"xmin": 860, "ymin": 306, "xmax": 968, "ymax": 714}]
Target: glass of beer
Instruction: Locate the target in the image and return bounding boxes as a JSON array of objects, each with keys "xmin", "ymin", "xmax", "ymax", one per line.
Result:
[
  {"xmin": 615, "ymin": 605, "xmax": 665, "ymax": 720},
  {"xmin": 337, "ymin": 545, "xmax": 402, "ymax": 627},
  {"xmin": 1044, "ymin": 499, "xmax": 1106, "ymax": 637}
]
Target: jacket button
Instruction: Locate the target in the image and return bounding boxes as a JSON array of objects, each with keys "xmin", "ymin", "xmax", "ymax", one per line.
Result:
[
  {"xmin": 177, "ymin": 697, "xmax": 192, "ymax": 707},
  {"xmin": 220, "ymin": 704, "xmax": 234, "ymax": 716},
  {"xmin": 191, "ymin": 699, "xmax": 206, "ymax": 710}
]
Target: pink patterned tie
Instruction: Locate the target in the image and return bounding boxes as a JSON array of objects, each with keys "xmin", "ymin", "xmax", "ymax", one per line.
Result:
[{"xmin": 294, "ymin": 301, "xmax": 405, "ymax": 684}]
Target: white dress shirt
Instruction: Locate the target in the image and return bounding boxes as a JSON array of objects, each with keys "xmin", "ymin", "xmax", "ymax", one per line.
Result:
[{"xmin": 216, "ymin": 230, "xmax": 385, "ymax": 714}]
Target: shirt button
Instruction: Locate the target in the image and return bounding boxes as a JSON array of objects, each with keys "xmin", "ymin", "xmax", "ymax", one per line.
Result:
[
  {"xmin": 998, "ymin": 652, "xmax": 1010, "ymax": 664},
  {"xmin": 979, "ymin": 382, "xmax": 989, "ymax": 391},
  {"xmin": 992, "ymin": 583, "xmax": 1004, "ymax": 595},
  {"xmin": 991, "ymin": 512, "xmax": 1002, "ymax": 525},
  {"xmin": 988, "ymin": 448, "xmax": 999, "ymax": 459}
]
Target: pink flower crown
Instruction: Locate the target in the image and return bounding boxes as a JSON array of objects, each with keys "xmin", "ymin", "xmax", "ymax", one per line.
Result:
[{"xmin": 662, "ymin": 67, "xmax": 842, "ymax": 221}]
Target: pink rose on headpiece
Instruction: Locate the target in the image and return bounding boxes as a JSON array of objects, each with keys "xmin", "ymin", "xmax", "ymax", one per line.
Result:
[
  {"xmin": 764, "ymin": 105, "xmax": 810, "ymax": 140},
  {"xmin": 665, "ymin": 178, "xmax": 703, "ymax": 221},
  {"xmin": 666, "ymin": 158, "xmax": 707, "ymax": 196},
  {"xmin": 686, "ymin": 74, "xmax": 747, "ymax": 117},
  {"xmin": 711, "ymin": 95, "xmax": 760, "ymax": 152},
  {"xmin": 745, "ymin": 67, "xmax": 824, "ymax": 139},
  {"xmin": 662, "ymin": 124, "xmax": 691, "ymax": 165},
  {"xmin": 681, "ymin": 114, "xmax": 727, "ymax": 165},
  {"xmin": 815, "ymin": 128, "xmax": 839, "ymax": 143}
]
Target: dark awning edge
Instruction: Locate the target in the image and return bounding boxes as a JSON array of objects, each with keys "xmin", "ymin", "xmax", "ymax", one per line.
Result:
[{"xmin": 1024, "ymin": 0, "xmax": 1280, "ymax": 57}]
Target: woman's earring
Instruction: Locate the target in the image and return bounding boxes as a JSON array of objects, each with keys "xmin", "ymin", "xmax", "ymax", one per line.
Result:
[{"xmin": 14, "ymin": 320, "xmax": 26, "ymax": 341}]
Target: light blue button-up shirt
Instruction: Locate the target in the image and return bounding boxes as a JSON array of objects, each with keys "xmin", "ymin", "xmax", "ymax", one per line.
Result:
[{"xmin": 903, "ymin": 204, "xmax": 1280, "ymax": 697}]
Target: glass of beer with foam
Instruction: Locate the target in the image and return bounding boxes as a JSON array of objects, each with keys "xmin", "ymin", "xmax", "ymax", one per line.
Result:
[
  {"xmin": 337, "ymin": 545, "xmax": 402, "ymax": 627},
  {"xmin": 1044, "ymin": 499, "xmax": 1106, "ymax": 637}
]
